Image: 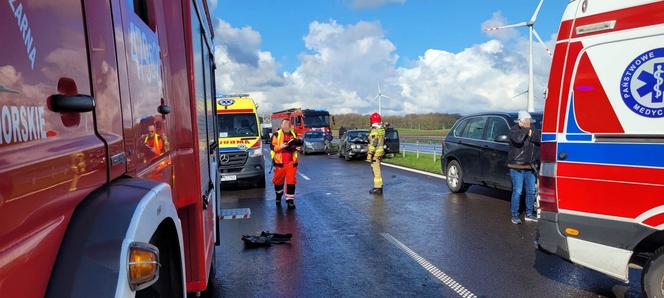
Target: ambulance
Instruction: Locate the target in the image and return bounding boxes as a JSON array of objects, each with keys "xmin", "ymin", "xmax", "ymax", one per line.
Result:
[
  {"xmin": 536, "ymin": 1, "xmax": 664, "ymax": 295},
  {"xmin": 216, "ymin": 95, "xmax": 266, "ymax": 187}
]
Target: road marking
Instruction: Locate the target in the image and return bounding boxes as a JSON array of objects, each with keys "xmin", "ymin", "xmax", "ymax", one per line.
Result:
[
  {"xmin": 298, "ymin": 172, "xmax": 311, "ymax": 180},
  {"xmin": 380, "ymin": 233, "xmax": 477, "ymax": 298},
  {"xmin": 378, "ymin": 162, "xmax": 447, "ymax": 180}
]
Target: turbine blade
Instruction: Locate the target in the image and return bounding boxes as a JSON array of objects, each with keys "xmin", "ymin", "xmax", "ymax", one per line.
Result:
[
  {"xmin": 530, "ymin": 0, "xmax": 544, "ymax": 23},
  {"xmin": 532, "ymin": 28, "xmax": 552, "ymax": 57},
  {"xmin": 381, "ymin": 95, "xmax": 393, "ymax": 100},
  {"xmin": 370, "ymin": 94, "xmax": 379, "ymax": 102},
  {"xmin": 377, "ymin": 81, "xmax": 382, "ymax": 94},
  {"xmin": 512, "ymin": 90, "xmax": 528, "ymax": 99},
  {"xmin": 484, "ymin": 21, "xmax": 528, "ymax": 32}
]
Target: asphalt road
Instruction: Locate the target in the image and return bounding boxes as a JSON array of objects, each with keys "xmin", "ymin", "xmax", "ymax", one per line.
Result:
[{"xmin": 208, "ymin": 153, "xmax": 643, "ymax": 298}]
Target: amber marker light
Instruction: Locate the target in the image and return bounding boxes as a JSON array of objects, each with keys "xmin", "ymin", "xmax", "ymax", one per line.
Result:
[
  {"xmin": 564, "ymin": 228, "xmax": 580, "ymax": 236},
  {"xmin": 128, "ymin": 242, "xmax": 160, "ymax": 291}
]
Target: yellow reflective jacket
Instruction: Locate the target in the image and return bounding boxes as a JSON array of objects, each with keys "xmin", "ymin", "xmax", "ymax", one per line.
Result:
[
  {"xmin": 368, "ymin": 127, "xmax": 385, "ymax": 156},
  {"xmin": 270, "ymin": 129, "xmax": 299, "ymax": 165}
]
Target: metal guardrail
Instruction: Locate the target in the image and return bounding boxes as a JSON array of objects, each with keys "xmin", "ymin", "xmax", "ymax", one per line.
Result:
[{"xmin": 396, "ymin": 141, "xmax": 444, "ymax": 162}]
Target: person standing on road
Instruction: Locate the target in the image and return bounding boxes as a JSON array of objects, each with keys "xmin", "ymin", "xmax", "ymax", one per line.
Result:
[
  {"xmin": 367, "ymin": 113, "xmax": 386, "ymax": 195},
  {"xmin": 271, "ymin": 119, "xmax": 301, "ymax": 209},
  {"xmin": 324, "ymin": 132, "xmax": 334, "ymax": 155},
  {"xmin": 508, "ymin": 111, "xmax": 541, "ymax": 224}
]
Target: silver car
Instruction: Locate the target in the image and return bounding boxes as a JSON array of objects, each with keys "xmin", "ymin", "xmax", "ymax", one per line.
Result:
[{"xmin": 302, "ymin": 131, "xmax": 328, "ymax": 155}]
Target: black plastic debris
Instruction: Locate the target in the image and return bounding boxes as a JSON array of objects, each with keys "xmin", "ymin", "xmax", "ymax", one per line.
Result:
[{"xmin": 242, "ymin": 231, "xmax": 293, "ymax": 247}]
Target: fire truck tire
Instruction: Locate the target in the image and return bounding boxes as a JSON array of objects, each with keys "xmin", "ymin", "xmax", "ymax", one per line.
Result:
[
  {"xmin": 446, "ymin": 160, "xmax": 469, "ymax": 193},
  {"xmin": 137, "ymin": 222, "xmax": 184, "ymax": 298},
  {"xmin": 643, "ymin": 246, "xmax": 664, "ymax": 298}
]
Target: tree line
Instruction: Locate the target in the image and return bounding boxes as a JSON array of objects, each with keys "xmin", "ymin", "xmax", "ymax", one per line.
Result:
[{"xmin": 332, "ymin": 113, "xmax": 461, "ymax": 130}]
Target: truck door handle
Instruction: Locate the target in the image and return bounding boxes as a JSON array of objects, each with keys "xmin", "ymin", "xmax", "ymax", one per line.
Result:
[
  {"xmin": 49, "ymin": 94, "xmax": 95, "ymax": 112},
  {"xmin": 202, "ymin": 181, "xmax": 214, "ymax": 209}
]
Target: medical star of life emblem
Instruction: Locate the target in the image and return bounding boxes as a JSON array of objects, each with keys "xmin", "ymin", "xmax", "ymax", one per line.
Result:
[{"xmin": 620, "ymin": 48, "xmax": 664, "ymax": 118}]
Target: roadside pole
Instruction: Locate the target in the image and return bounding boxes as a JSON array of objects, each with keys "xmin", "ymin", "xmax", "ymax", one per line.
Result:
[{"xmin": 416, "ymin": 140, "xmax": 420, "ymax": 159}]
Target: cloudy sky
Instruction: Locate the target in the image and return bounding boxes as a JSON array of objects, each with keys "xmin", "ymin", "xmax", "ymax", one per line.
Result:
[{"xmin": 210, "ymin": 0, "xmax": 568, "ymax": 115}]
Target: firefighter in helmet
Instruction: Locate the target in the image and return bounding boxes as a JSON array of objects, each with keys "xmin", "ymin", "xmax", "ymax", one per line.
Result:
[
  {"xmin": 270, "ymin": 119, "xmax": 302, "ymax": 209},
  {"xmin": 367, "ymin": 112, "xmax": 385, "ymax": 194}
]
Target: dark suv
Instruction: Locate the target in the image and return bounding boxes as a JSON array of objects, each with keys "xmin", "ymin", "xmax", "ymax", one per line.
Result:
[{"xmin": 441, "ymin": 112, "xmax": 542, "ymax": 193}]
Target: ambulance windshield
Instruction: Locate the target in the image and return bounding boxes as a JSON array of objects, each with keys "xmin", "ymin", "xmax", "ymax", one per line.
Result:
[{"xmin": 217, "ymin": 113, "xmax": 258, "ymax": 137}]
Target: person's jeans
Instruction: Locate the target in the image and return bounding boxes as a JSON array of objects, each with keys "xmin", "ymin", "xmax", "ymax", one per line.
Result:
[{"xmin": 510, "ymin": 169, "xmax": 536, "ymax": 217}]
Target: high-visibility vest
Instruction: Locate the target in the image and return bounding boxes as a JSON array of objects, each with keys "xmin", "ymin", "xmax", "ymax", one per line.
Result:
[
  {"xmin": 270, "ymin": 129, "xmax": 298, "ymax": 165},
  {"xmin": 368, "ymin": 127, "xmax": 385, "ymax": 155},
  {"xmin": 144, "ymin": 133, "xmax": 163, "ymax": 155}
]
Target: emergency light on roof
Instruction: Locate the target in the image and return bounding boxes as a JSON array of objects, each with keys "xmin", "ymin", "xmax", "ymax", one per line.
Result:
[{"xmin": 217, "ymin": 94, "xmax": 250, "ymax": 99}]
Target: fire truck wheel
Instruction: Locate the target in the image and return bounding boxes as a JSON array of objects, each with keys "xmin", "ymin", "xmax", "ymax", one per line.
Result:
[
  {"xmin": 446, "ymin": 160, "xmax": 469, "ymax": 193},
  {"xmin": 643, "ymin": 246, "xmax": 664, "ymax": 298},
  {"xmin": 137, "ymin": 223, "xmax": 184, "ymax": 298}
]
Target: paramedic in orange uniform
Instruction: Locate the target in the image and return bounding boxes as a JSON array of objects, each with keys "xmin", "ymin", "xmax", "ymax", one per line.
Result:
[
  {"xmin": 271, "ymin": 119, "xmax": 301, "ymax": 209},
  {"xmin": 144, "ymin": 124, "xmax": 164, "ymax": 156}
]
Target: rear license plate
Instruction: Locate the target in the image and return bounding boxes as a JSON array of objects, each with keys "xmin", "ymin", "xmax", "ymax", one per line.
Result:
[{"xmin": 221, "ymin": 175, "xmax": 237, "ymax": 181}]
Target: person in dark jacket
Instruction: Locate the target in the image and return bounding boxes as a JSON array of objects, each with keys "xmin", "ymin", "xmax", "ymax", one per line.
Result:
[
  {"xmin": 508, "ymin": 111, "xmax": 541, "ymax": 224},
  {"xmin": 339, "ymin": 126, "xmax": 347, "ymax": 138}
]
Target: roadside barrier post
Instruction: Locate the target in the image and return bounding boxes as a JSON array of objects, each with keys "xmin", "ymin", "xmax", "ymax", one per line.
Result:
[
  {"xmin": 433, "ymin": 149, "xmax": 436, "ymax": 162},
  {"xmin": 416, "ymin": 140, "xmax": 420, "ymax": 159}
]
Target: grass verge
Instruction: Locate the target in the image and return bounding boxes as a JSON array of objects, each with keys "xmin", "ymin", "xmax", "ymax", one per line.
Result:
[{"xmin": 383, "ymin": 151, "xmax": 442, "ymax": 175}]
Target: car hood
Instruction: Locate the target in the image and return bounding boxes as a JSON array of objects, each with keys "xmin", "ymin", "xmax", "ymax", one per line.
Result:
[{"xmin": 348, "ymin": 137, "xmax": 369, "ymax": 144}]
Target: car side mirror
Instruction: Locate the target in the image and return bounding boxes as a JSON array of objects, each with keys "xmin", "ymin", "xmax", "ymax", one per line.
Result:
[{"xmin": 495, "ymin": 135, "xmax": 509, "ymax": 143}]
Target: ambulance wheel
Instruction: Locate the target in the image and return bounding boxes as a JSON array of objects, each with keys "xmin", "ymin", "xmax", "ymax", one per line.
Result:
[
  {"xmin": 643, "ymin": 246, "xmax": 664, "ymax": 298},
  {"xmin": 256, "ymin": 174, "xmax": 266, "ymax": 188},
  {"xmin": 446, "ymin": 160, "xmax": 469, "ymax": 193}
]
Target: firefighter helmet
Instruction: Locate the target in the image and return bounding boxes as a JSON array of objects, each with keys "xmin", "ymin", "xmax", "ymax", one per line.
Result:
[{"xmin": 370, "ymin": 112, "xmax": 382, "ymax": 124}]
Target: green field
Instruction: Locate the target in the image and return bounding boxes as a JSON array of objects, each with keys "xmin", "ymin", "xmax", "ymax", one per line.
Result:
[{"xmin": 383, "ymin": 152, "xmax": 442, "ymax": 175}]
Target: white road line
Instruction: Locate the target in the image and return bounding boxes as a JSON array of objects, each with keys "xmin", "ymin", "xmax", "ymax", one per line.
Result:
[
  {"xmin": 298, "ymin": 172, "xmax": 311, "ymax": 180},
  {"xmin": 379, "ymin": 162, "xmax": 447, "ymax": 180},
  {"xmin": 380, "ymin": 233, "xmax": 477, "ymax": 298}
]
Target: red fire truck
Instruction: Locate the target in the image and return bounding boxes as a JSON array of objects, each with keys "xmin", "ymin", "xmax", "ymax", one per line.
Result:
[
  {"xmin": 271, "ymin": 108, "xmax": 332, "ymax": 136},
  {"xmin": 537, "ymin": 1, "xmax": 664, "ymax": 296},
  {"xmin": 1, "ymin": 0, "xmax": 219, "ymax": 296}
]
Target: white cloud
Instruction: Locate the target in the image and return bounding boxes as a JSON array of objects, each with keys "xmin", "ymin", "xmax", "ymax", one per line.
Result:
[
  {"xmin": 214, "ymin": 13, "xmax": 554, "ymax": 115},
  {"xmin": 348, "ymin": 0, "xmax": 406, "ymax": 9}
]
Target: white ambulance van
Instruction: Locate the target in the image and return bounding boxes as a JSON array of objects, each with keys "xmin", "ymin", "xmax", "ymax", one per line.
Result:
[{"xmin": 536, "ymin": 0, "xmax": 664, "ymax": 296}]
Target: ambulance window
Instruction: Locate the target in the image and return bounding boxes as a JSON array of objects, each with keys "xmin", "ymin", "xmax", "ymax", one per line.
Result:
[{"xmin": 132, "ymin": 0, "xmax": 155, "ymax": 31}]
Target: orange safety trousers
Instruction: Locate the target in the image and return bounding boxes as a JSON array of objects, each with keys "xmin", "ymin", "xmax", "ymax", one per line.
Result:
[{"xmin": 272, "ymin": 162, "xmax": 297, "ymax": 200}]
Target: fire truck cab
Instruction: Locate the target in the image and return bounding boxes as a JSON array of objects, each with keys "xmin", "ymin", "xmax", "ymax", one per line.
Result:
[
  {"xmin": 271, "ymin": 108, "xmax": 331, "ymax": 136},
  {"xmin": 537, "ymin": 0, "xmax": 664, "ymax": 295},
  {"xmin": 1, "ymin": 0, "xmax": 219, "ymax": 296}
]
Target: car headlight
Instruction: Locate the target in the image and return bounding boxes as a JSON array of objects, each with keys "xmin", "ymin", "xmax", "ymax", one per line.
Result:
[
  {"xmin": 351, "ymin": 144, "xmax": 359, "ymax": 149},
  {"xmin": 248, "ymin": 148, "xmax": 262, "ymax": 157}
]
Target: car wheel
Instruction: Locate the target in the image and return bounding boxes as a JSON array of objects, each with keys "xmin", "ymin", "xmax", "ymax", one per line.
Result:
[
  {"xmin": 643, "ymin": 246, "xmax": 664, "ymax": 298},
  {"xmin": 446, "ymin": 160, "xmax": 469, "ymax": 193}
]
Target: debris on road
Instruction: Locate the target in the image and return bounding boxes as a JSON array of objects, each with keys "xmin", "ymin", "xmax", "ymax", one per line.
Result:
[{"xmin": 242, "ymin": 231, "xmax": 293, "ymax": 247}]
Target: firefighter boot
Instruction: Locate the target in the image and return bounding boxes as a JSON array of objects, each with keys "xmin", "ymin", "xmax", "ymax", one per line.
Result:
[{"xmin": 369, "ymin": 188, "xmax": 383, "ymax": 195}]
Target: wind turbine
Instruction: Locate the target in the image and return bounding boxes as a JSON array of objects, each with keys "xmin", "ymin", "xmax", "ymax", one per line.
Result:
[
  {"xmin": 371, "ymin": 82, "xmax": 392, "ymax": 115},
  {"xmin": 485, "ymin": 0, "xmax": 552, "ymax": 112}
]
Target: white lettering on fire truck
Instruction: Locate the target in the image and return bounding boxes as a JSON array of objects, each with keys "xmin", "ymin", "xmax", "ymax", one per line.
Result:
[
  {"xmin": 129, "ymin": 22, "xmax": 162, "ymax": 84},
  {"xmin": 8, "ymin": 0, "xmax": 37, "ymax": 70},
  {"xmin": 0, "ymin": 105, "xmax": 46, "ymax": 145}
]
